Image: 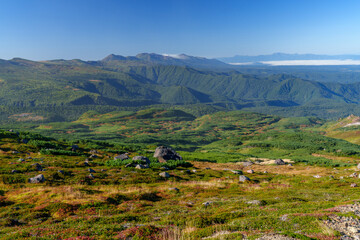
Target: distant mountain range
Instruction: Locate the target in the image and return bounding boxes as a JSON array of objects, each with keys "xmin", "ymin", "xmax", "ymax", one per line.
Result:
[
  {"xmin": 219, "ymin": 53, "xmax": 360, "ymax": 63},
  {"xmin": 2, "ymin": 53, "xmax": 360, "ymax": 120}
]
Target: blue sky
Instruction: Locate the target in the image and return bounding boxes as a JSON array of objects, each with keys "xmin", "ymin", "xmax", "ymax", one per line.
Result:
[{"xmin": 1, "ymin": 0, "xmax": 360, "ymax": 60}]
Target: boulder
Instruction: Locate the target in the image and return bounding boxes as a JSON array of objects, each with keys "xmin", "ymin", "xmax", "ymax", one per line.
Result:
[
  {"xmin": 88, "ymin": 173, "xmax": 95, "ymax": 179},
  {"xmin": 159, "ymin": 172, "xmax": 170, "ymax": 178},
  {"xmin": 247, "ymin": 169, "xmax": 254, "ymax": 174},
  {"xmin": 132, "ymin": 156, "xmax": 151, "ymax": 165},
  {"xmin": 114, "ymin": 154, "xmax": 129, "ymax": 161},
  {"xmin": 154, "ymin": 146, "xmax": 182, "ymax": 163},
  {"xmin": 239, "ymin": 175, "xmax": 251, "ymax": 182},
  {"xmin": 351, "ymin": 183, "xmax": 358, "ymax": 187},
  {"xmin": 357, "ymin": 163, "xmax": 360, "ymax": 170},
  {"xmin": 275, "ymin": 159, "xmax": 286, "ymax": 165},
  {"xmin": 28, "ymin": 174, "xmax": 45, "ymax": 183},
  {"xmin": 88, "ymin": 168, "xmax": 96, "ymax": 173},
  {"xmin": 18, "ymin": 158, "xmax": 25, "ymax": 163}
]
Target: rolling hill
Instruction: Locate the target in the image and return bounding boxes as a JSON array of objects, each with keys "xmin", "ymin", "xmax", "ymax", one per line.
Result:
[{"xmin": 2, "ymin": 53, "xmax": 360, "ymax": 121}]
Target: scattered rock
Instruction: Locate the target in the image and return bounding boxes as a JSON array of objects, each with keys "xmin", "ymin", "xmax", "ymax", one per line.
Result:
[
  {"xmin": 275, "ymin": 159, "xmax": 286, "ymax": 165},
  {"xmin": 135, "ymin": 164, "xmax": 146, "ymax": 169},
  {"xmin": 357, "ymin": 163, "xmax": 360, "ymax": 170},
  {"xmin": 288, "ymin": 163, "xmax": 293, "ymax": 166},
  {"xmin": 192, "ymin": 169, "xmax": 197, "ymax": 173},
  {"xmin": 84, "ymin": 161, "xmax": 90, "ymax": 166},
  {"xmin": 114, "ymin": 154, "xmax": 129, "ymax": 160},
  {"xmin": 89, "ymin": 154, "xmax": 98, "ymax": 159},
  {"xmin": 263, "ymin": 171, "xmax": 268, "ymax": 174},
  {"xmin": 247, "ymin": 169, "xmax": 254, "ymax": 174},
  {"xmin": 89, "ymin": 149, "xmax": 98, "ymax": 154},
  {"xmin": 256, "ymin": 234, "xmax": 297, "ymax": 240},
  {"xmin": 203, "ymin": 201, "xmax": 212, "ymax": 207},
  {"xmin": 239, "ymin": 175, "xmax": 251, "ymax": 182},
  {"xmin": 153, "ymin": 146, "xmax": 182, "ymax": 163},
  {"xmin": 31, "ymin": 163, "xmax": 43, "ymax": 171},
  {"xmin": 168, "ymin": 187, "xmax": 179, "ymax": 192},
  {"xmin": 313, "ymin": 175, "xmax": 321, "ymax": 178},
  {"xmin": 88, "ymin": 173, "xmax": 95, "ymax": 179},
  {"xmin": 88, "ymin": 168, "xmax": 96, "ymax": 173},
  {"xmin": 132, "ymin": 156, "xmax": 151, "ymax": 165},
  {"xmin": 247, "ymin": 200, "xmax": 264, "ymax": 205},
  {"xmin": 125, "ymin": 163, "xmax": 133, "ymax": 168},
  {"xmin": 231, "ymin": 170, "xmax": 243, "ymax": 174},
  {"xmin": 28, "ymin": 174, "xmax": 45, "ymax": 183},
  {"xmin": 159, "ymin": 172, "xmax": 170, "ymax": 178},
  {"xmin": 351, "ymin": 183, "xmax": 358, "ymax": 187},
  {"xmin": 350, "ymin": 172, "xmax": 358, "ymax": 178},
  {"xmin": 242, "ymin": 161, "xmax": 253, "ymax": 167}
]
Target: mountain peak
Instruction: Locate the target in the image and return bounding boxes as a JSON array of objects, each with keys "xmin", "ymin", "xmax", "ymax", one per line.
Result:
[{"xmin": 102, "ymin": 54, "xmax": 126, "ymax": 62}]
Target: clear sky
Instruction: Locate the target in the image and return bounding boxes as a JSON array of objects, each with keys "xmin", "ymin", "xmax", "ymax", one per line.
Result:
[{"xmin": 1, "ymin": 0, "xmax": 360, "ymax": 60}]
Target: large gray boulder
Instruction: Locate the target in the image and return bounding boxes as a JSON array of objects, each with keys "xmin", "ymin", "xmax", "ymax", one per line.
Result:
[
  {"xmin": 28, "ymin": 174, "xmax": 45, "ymax": 183},
  {"xmin": 154, "ymin": 146, "xmax": 182, "ymax": 163}
]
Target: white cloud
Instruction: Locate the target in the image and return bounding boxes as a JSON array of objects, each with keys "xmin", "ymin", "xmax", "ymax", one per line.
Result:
[
  {"xmin": 229, "ymin": 59, "xmax": 360, "ymax": 66},
  {"xmin": 162, "ymin": 53, "xmax": 187, "ymax": 59}
]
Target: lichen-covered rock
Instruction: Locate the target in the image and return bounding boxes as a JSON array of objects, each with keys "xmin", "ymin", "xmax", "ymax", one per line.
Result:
[
  {"xmin": 154, "ymin": 146, "xmax": 182, "ymax": 163},
  {"xmin": 28, "ymin": 174, "xmax": 45, "ymax": 183}
]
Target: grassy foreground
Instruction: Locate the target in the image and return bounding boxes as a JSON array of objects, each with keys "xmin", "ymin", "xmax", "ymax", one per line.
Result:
[{"xmin": 1, "ymin": 130, "xmax": 360, "ymax": 239}]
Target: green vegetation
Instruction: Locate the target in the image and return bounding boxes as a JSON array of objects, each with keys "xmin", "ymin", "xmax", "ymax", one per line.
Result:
[
  {"xmin": 3, "ymin": 54, "xmax": 360, "ymax": 122},
  {"xmin": 1, "ymin": 123, "xmax": 360, "ymax": 239}
]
